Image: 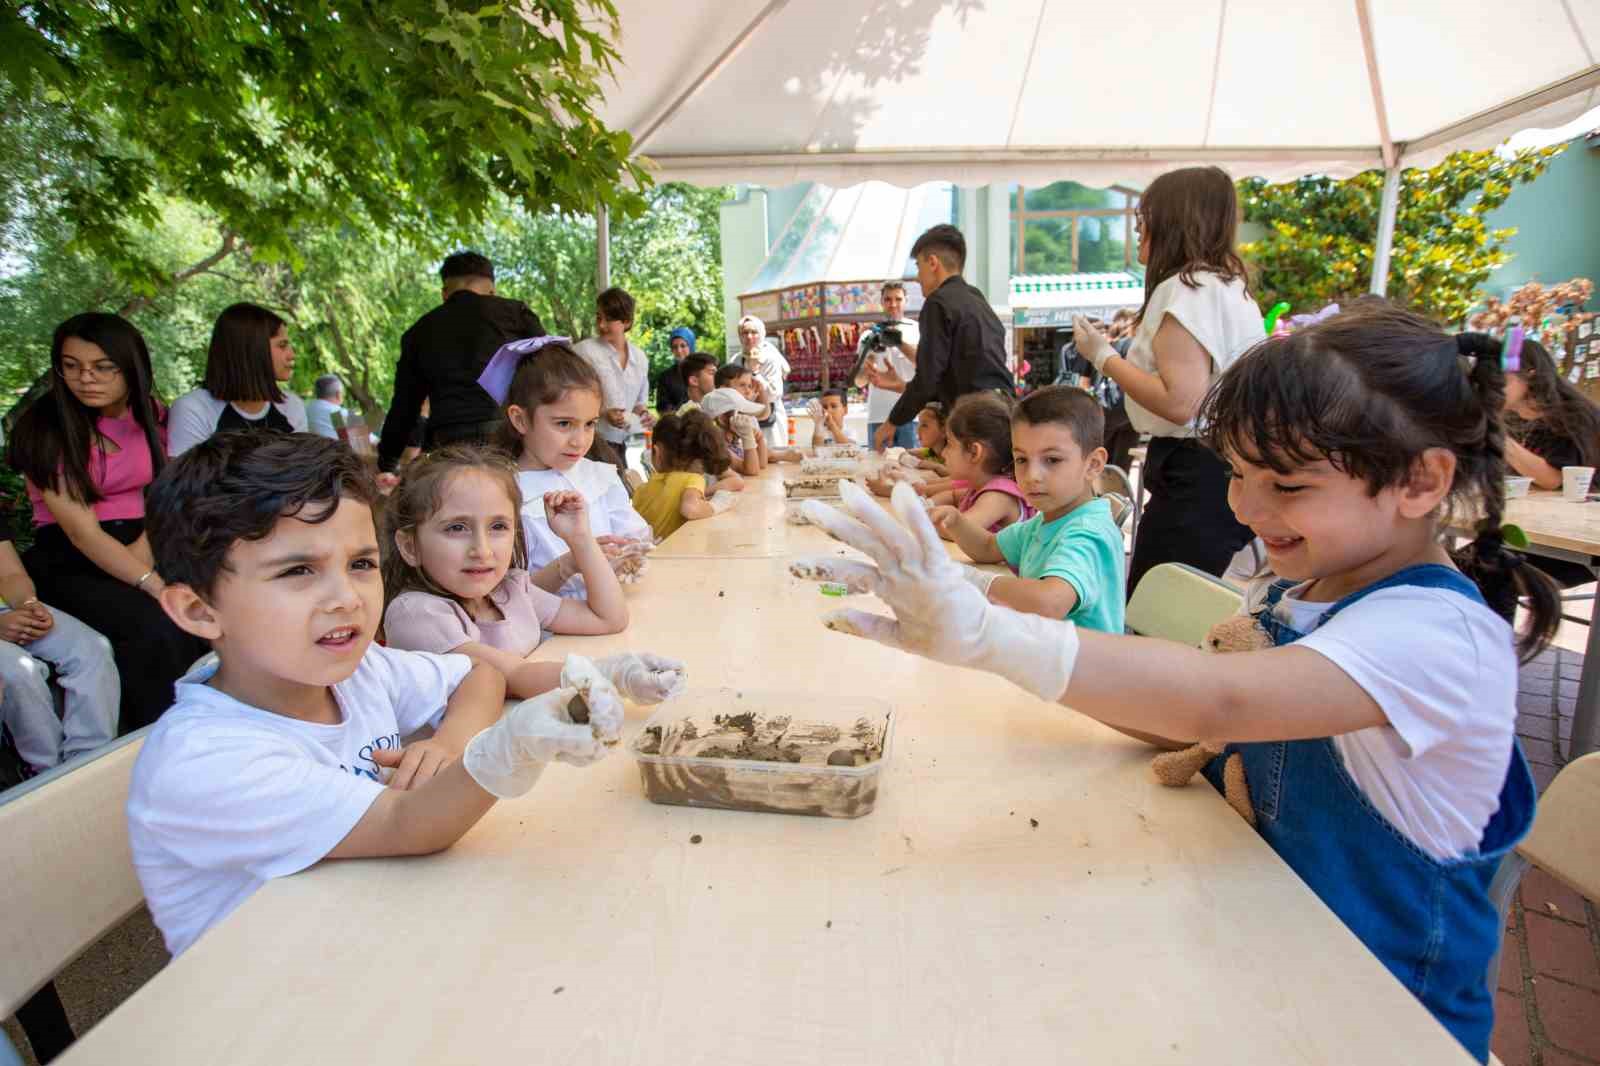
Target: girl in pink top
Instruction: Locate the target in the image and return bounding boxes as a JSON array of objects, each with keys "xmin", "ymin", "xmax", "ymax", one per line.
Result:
[
  {"xmin": 8, "ymin": 313, "xmax": 208, "ymax": 731},
  {"xmin": 926, "ymin": 393, "xmax": 1034, "ymax": 536},
  {"xmin": 381, "ymin": 447, "xmax": 685, "ymax": 703}
]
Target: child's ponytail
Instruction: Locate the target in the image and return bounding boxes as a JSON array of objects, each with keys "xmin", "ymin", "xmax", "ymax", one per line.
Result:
[
  {"xmin": 653, "ymin": 410, "xmax": 731, "ymax": 477},
  {"xmin": 1452, "ymin": 332, "xmax": 1560, "ymax": 661}
]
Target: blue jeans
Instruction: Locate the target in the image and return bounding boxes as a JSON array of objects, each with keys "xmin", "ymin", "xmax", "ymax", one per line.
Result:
[
  {"xmin": 868, "ymin": 421, "xmax": 919, "ymax": 450},
  {"xmin": 0, "ymin": 604, "xmax": 119, "ymax": 770}
]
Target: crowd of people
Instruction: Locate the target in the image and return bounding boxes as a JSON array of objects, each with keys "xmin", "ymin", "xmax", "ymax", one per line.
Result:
[{"xmin": 4, "ymin": 171, "xmax": 1599, "ymax": 1064}]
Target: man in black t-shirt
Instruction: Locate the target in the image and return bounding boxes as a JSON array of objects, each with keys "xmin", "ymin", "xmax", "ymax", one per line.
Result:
[
  {"xmin": 378, "ymin": 251, "xmax": 544, "ymax": 472},
  {"xmin": 874, "ymin": 225, "xmax": 1013, "ymax": 450}
]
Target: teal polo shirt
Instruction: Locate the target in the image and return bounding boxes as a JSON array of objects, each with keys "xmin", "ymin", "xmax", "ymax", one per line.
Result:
[{"xmin": 994, "ymin": 497, "xmax": 1125, "ymax": 633}]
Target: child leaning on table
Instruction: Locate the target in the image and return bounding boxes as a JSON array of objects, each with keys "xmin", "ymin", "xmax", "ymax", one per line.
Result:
[
  {"xmin": 702, "ymin": 381, "xmax": 767, "ymax": 477},
  {"xmin": 792, "ymin": 304, "xmax": 1560, "ymax": 1063},
  {"xmin": 931, "ymin": 386, "xmax": 1125, "ymax": 634},
  {"xmin": 806, "ymin": 389, "xmax": 852, "ymax": 446},
  {"xmin": 128, "ymin": 433, "xmax": 633, "ymax": 958},
  {"xmin": 632, "ymin": 409, "xmax": 738, "ymax": 541},
  {"xmin": 924, "ymin": 392, "xmax": 1033, "ymax": 537},
  {"xmin": 380, "ymin": 445, "xmax": 685, "ymax": 702},
  {"xmin": 479, "ymin": 336, "xmax": 654, "ymax": 597}
]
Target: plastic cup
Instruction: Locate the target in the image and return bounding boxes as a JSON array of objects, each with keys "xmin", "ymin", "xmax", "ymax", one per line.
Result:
[{"xmin": 1562, "ymin": 466, "xmax": 1595, "ymax": 501}]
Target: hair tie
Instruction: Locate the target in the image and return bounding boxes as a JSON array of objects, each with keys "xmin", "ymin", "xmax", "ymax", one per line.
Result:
[
  {"xmin": 1454, "ymin": 326, "xmax": 1523, "ymax": 373},
  {"xmin": 476, "ymin": 335, "xmax": 572, "ymax": 405}
]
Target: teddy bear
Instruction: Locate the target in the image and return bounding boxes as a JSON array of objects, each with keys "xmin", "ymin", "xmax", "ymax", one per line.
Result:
[{"xmin": 1148, "ymin": 613, "xmax": 1272, "ymax": 826}]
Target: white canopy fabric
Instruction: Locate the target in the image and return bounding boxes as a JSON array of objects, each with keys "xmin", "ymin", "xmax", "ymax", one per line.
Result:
[{"xmin": 600, "ymin": 0, "xmax": 1600, "ymax": 188}]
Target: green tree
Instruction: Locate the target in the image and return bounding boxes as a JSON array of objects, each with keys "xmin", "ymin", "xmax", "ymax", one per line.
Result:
[
  {"xmin": 489, "ymin": 183, "xmax": 730, "ymax": 375},
  {"xmin": 2, "ymin": 0, "xmax": 648, "ymax": 294},
  {"xmin": 1238, "ymin": 147, "xmax": 1563, "ymax": 324}
]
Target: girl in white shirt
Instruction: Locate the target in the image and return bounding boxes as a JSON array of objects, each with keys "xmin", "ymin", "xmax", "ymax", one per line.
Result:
[
  {"xmin": 794, "ymin": 303, "xmax": 1562, "ymax": 1064},
  {"xmin": 168, "ymin": 302, "xmax": 308, "ymax": 456},
  {"xmin": 475, "ymin": 336, "xmax": 654, "ymax": 597},
  {"xmin": 1073, "ymin": 166, "xmax": 1264, "ymax": 593}
]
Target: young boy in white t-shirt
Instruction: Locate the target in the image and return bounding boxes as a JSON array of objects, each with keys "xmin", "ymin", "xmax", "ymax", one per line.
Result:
[{"xmin": 131, "ymin": 433, "xmax": 626, "ymax": 956}]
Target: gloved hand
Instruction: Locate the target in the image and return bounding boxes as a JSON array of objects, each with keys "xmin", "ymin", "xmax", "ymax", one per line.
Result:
[
  {"xmin": 594, "ymin": 652, "xmax": 687, "ymax": 703},
  {"xmin": 1072, "ymin": 315, "xmax": 1117, "ymax": 372},
  {"xmin": 806, "ymin": 398, "xmax": 824, "ymax": 423},
  {"xmin": 730, "ymin": 412, "xmax": 760, "ymax": 450},
  {"xmin": 898, "ymin": 450, "xmax": 923, "ymax": 468},
  {"xmin": 793, "ymin": 481, "xmax": 1079, "ymax": 702},
  {"xmin": 462, "ymin": 655, "xmax": 624, "ymax": 798},
  {"xmin": 708, "ymin": 491, "xmax": 738, "ymax": 515},
  {"xmin": 958, "ymin": 563, "xmax": 1000, "ymax": 600}
]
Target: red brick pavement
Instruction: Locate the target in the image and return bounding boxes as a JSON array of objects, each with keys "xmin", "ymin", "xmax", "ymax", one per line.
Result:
[{"xmin": 1493, "ymin": 647, "xmax": 1600, "ymax": 1066}]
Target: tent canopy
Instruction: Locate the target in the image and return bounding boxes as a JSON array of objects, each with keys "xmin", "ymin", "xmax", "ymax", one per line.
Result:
[{"xmin": 600, "ymin": 0, "xmax": 1600, "ymax": 189}]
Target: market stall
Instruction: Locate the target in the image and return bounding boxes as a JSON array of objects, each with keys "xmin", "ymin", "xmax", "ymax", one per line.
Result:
[
  {"xmin": 1009, "ymin": 272, "xmax": 1145, "ymax": 388},
  {"xmin": 737, "ymin": 181, "xmax": 952, "ymax": 394}
]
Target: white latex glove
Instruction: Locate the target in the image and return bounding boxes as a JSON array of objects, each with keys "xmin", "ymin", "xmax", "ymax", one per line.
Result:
[
  {"xmin": 593, "ymin": 652, "xmax": 687, "ymax": 703},
  {"xmin": 806, "ymin": 398, "xmax": 824, "ymax": 422},
  {"xmin": 792, "ymin": 481, "xmax": 1079, "ymax": 702},
  {"xmin": 897, "ymin": 450, "xmax": 922, "ymax": 469},
  {"xmin": 958, "ymin": 563, "xmax": 1000, "ymax": 599},
  {"xmin": 462, "ymin": 655, "xmax": 624, "ymax": 798},
  {"xmin": 730, "ymin": 412, "xmax": 760, "ymax": 448},
  {"xmin": 1072, "ymin": 314, "xmax": 1117, "ymax": 372},
  {"xmin": 708, "ymin": 491, "xmax": 738, "ymax": 515}
]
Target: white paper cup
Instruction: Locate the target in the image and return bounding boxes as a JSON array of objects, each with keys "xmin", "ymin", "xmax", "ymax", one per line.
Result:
[{"xmin": 1562, "ymin": 466, "xmax": 1595, "ymax": 501}]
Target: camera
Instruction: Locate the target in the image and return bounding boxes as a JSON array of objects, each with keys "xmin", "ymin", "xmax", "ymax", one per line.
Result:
[{"xmin": 865, "ymin": 322, "xmax": 903, "ymax": 352}]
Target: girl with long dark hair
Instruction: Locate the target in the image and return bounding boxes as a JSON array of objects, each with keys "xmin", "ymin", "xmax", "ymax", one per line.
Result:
[
  {"xmin": 8, "ymin": 313, "xmax": 209, "ymax": 730},
  {"xmin": 1503, "ymin": 338, "xmax": 1600, "ymax": 486},
  {"xmin": 167, "ymin": 302, "xmax": 307, "ymax": 456},
  {"xmin": 1071, "ymin": 166, "xmax": 1266, "ymax": 593}
]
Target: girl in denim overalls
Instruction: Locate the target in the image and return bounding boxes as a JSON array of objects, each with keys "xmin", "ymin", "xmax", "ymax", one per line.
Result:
[{"xmin": 795, "ymin": 304, "xmax": 1563, "ymax": 1064}]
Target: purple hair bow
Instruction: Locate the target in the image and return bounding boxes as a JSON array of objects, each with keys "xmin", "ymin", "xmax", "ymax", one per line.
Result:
[
  {"xmin": 1287, "ymin": 303, "xmax": 1341, "ymax": 330},
  {"xmin": 477, "ymin": 335, "xmax": 573, "ymax": 404}
]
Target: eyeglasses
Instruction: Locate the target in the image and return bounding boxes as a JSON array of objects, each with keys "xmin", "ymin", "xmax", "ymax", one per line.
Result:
[{"xmin": 57, "ymin": 362, "xmax": 123, "ymax": 382}]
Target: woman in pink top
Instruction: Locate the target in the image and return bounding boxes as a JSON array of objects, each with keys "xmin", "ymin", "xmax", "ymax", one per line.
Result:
[
  {"xmin": 926, "ymin": 393, "xmax": 1034, "ymax": 537},
  {"xmin": 8, "ymin": 313, "xmax": 208, "ymax": 730}
]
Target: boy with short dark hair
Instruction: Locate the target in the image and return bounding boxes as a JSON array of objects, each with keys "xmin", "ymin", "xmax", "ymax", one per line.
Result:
[
  {"xmin": 130, "ymin": 433, "xmax": 623, "ymax": 956},
  {"xmin": 931, "ymin": 385, "xmax": 1125, "ymax": 633},
  {"xmin": 677, "ymin": 354, "xmax": 718, "ymax": 409},
  {"xmin": 807, "ymin": 389, "xmax": 852, "ymax": 446}
]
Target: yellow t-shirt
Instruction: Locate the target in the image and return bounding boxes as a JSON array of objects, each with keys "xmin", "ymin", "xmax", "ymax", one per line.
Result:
[{"xmin": 632, "ymin": 470, "xmax": 705, "ymax": 540}]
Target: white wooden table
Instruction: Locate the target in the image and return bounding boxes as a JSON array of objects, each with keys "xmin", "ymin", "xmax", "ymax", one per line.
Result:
[
  {"xmin": 60, "ymin": 467, "xmax": 1475, "ymax": 1065},
  {"xmin": 1499, "ymin": 491, "xmax": 1600, "ymax": 755}
]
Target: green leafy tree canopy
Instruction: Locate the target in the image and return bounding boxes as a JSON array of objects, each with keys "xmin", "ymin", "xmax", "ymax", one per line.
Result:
[
  {"xmin": 1, "ymin": 0, "xmax": 648, "ymax": 292},
  {"xmin": 1238, "ymin": 147, "xmax": 1563, "ymax": 324}
]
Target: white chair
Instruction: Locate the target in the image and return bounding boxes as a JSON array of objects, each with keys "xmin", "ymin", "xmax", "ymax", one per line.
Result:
[
  {"xmin": 1486, "ymin": 751, "xmax": 1600, "ymax": 1013},
  {"xmin": 1, "ymin": 729, "xmax": 150, "ymax": 1063},
  {"xmin": 1124, "ymin": 562, "xmax": 1243, "ymax": 646}
]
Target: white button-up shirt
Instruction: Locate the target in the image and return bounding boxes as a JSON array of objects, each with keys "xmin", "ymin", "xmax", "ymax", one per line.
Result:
[{"xmin": 573, "ymin": 336, "xmax": 650, "ymax": 444}]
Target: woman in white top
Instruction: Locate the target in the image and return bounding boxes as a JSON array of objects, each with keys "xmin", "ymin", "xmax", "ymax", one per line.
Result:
[
  {"xmin": 1073, "ymin": 166, "xmax": 1265, "ymax": 593},
  {"xmin": 168, "ymin": 303, "xmax": 308, "ymax": 456}
]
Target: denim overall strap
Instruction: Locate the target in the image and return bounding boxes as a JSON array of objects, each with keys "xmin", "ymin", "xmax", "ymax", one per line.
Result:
[{"xmin": 1207, "ymin": 564, "xmax": 1536, "ymax": 1063}]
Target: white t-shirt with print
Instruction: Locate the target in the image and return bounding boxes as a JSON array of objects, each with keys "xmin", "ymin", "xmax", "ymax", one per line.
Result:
[
  {"xmin": 1124, "ymin": 272, "xmax": 1264, "ymax": 438},
  {"xmin": 126, "ymin": 645, "xmax": 472, "ymax": 956},
  {"xmin": 167, "ymin": 387, "xmax": 310, "ymax": 456},
  {"xmin": 1251, "ymin": 575, "xmax": 1518, "ymax": 861},
  {"xmin": 517, "ymin": 459, "xmax": 652, "ymax": 597}
]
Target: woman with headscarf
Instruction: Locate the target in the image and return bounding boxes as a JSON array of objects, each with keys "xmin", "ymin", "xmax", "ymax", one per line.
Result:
[{"xmin": 653, "ymin": 326, "xmax": 697, "ymax": 414}]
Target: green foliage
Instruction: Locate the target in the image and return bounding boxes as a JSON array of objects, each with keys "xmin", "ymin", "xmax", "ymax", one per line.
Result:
[
  {"xmin": 2, "ymin": 0, "xmax": 648, "ymax": 291},
  {"xmin": 1014, "ymin": 183, "xmax": 1136, "ymax": 275},
  {"xmin": 489, "ymin": 183, "xmax": 730, "ymax": 374},
  {"xmin": 1238, "ymin": 147, "xmax": 1564, "ymax": 324}
]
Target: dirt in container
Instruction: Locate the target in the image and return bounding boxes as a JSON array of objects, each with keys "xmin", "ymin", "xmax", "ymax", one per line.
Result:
[{"xmin": 634, "ymin": 712, "xmax": 887, "ymax": 818}]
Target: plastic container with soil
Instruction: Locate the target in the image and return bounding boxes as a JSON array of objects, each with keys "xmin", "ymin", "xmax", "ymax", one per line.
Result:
[{"xmin": 629, "ymin": 688, "xmax": 894, "ymax": 819}]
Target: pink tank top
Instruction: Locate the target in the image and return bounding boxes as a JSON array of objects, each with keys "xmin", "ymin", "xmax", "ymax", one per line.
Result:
[
  {"xmin": 29, "ymin": 410, "xmax": 164, "ymax": 526},
  {"xmin": 958, "ymin": 475, "xmax": 1033, "ymax": 533}
]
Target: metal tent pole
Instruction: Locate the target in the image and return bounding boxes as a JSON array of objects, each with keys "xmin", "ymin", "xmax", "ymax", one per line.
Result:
[
  {"xmin": 1369, "ymin": 165, "xmax": 1400, "ymax": 296},
  {"xmin": 596, "ymin": 202, "xmax": 611, "ymax": 292}
]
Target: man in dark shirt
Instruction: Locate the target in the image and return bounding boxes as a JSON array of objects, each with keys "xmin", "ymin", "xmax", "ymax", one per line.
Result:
[
  {"xmin": 377, "ymin": 251, "xmax": 544, "ymax": 472},
  {"xmin": 875, "ymin": 225, "xmax": 1013, "ymax": 449}
]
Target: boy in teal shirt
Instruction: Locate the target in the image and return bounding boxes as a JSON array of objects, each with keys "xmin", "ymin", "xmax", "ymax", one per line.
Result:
[{"xmin": 931, "ymin": 386, "xmax": 1125, "ymax": 633}]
